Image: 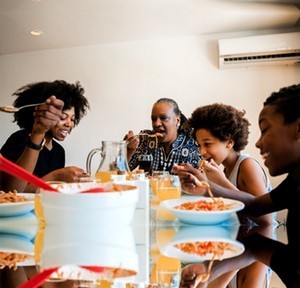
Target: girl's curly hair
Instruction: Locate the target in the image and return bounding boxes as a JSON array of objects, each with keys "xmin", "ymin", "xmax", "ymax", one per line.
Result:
[
  {"xmin": 12, "ymin": 80, "xmax": 90, "ymax": 129},
  {"xmin": 188, "ymin": 103, "xmax": 250, "ymax": 152}
]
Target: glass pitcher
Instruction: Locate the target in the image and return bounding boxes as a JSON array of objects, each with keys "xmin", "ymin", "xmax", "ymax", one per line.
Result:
[{"xmin": 86, "ymin": 140, "xmax": 130, "ymax": 182}]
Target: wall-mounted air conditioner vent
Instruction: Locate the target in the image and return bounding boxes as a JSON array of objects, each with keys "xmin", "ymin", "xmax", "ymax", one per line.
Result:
[{"xmin": 218, "ymin": 32, "xmax": 300, "ymax": 69}]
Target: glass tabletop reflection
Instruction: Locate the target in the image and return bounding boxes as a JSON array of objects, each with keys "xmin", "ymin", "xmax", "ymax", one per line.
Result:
[{"xmin": 0, "ymin": 180, "xmax": 290, "ymax": 288}]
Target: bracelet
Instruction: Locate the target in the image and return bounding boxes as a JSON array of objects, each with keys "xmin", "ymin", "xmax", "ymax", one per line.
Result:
[{"xmin": 27, "ymin": 134, "xmax": 46, "ymax": 151}]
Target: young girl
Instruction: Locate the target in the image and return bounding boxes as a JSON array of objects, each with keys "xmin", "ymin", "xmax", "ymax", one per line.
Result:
[{"xmin": 186, "ymin": 103, "xmax": 274, "ymax": 288}]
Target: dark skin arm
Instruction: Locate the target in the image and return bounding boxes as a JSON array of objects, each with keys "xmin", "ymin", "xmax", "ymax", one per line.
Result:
[
  {"xmin": 173, "ymin": 164, "xmax": 277, "ymax": 218},
  {"xmin": 1, "ymin": 96, "xmax": 65, "ymax": 192}
]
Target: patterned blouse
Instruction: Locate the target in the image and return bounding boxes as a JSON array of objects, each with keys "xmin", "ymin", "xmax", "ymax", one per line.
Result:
[{"xmin": 128, "ymin": 129, "xmax": 202, "ymax": 174}]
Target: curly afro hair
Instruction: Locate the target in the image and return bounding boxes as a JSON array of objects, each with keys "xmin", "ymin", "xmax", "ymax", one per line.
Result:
[
  {"xmin": 12, "ymin": 80, "xmax": 90, "ymax": 130},
  {"xmin": 188, "ymin": 103, "xmax": 250, "ymax": 152}
]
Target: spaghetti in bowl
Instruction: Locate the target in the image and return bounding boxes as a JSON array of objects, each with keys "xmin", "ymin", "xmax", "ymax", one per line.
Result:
[
  {"xmin": 0, "ymin": 192, "xmax": 35, "ymax": 217},
  {"xmin": 159, "ymin": 225, "xmax": 244, "ymax": 264},
  {"xmin": 160, "ymin": 196, "xmax": 244, "ymax": 225}
]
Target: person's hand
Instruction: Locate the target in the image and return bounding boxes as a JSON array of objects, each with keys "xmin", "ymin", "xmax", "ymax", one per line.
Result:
[
  {"xmin": 123, "ymin": 130, "xmax": 140, "ymax": 159},
  {"xmin": 32, "ymin": 95, "xmax": 64, "ymax": 135},
  {"xmin": 202, "ymin": 159, "xmax": 231, "ymax": 188},
  {"xmin": 180, "ymin": 263, "xmax": 209, "ymax": 288},
  {"xmin": 44, "ymin": 166, "xmax": 88, "ymax": 183},
  {"xmin": 172, "ymin": 163, "xmax": 207, "ymax": 195}
]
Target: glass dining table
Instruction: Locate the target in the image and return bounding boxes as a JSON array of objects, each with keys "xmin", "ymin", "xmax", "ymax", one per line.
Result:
[{"xmin": 0, "ymin": 179, "xmax": 293, "ymax": 288}]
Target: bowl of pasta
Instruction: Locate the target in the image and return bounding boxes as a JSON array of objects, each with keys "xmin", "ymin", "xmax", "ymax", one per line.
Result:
[
  {"xmin": 0, "ymin": 191, "xmax": 35, "ymax": 217},
  {"xmin": 159, "ymin": 225, "xmax": 244, "ymax": 264},
  {"xmin": 160, "ymin": 195, "xmax": 244, "ymax": 225},
  {"xmin": 37, "ymin": 182, "xmax": 138, "ymax": 225},
  {"xmin": 35, "ymin": 224, "xmax": 138, "ymax": 283}
]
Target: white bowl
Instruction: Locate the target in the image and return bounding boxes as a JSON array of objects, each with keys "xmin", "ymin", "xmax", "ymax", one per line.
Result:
[
  {"xmin": 39, "ymin": 182, "xmax": 138, "ymax": 225},
  {"xmin": 38, "ymin": 225, "xmax": 138, "ymax": 281},
  {"xmin": 159, "ymin": 225, "xmax": 244, "ymax": 264}
]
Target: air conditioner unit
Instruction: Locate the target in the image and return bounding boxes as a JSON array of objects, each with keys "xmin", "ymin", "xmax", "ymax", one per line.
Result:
[{"xmin": 218, "ymin": 32, "xmax": 300, "ymax": 69}]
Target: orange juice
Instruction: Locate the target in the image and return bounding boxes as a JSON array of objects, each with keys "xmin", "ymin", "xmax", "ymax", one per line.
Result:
[
  {"xmin": 150, "ymin": 178, "xmax": 158, "ymax": 194},
  {"xmin": 156, "ymin": 187, "xmax": 181, "ymax": 201},
  {"xmin": 156, "ymin": 255, "xmax": 181, "ymax": 285},
  {"xmin": 156, "ymin": 205, "xmax": 176, "ymax": 221},
  {"xmin": 95, "ymin": 171, "xmax": 117, "ymax": 182}
]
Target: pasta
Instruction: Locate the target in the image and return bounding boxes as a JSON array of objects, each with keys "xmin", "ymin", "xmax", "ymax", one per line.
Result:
[
  {"xmin": 175, "ymin": 198, "xmax": 234, "ymax": 211},
  {"xmin": 0, "ymin": 252, "xmax": 30, "ymax": 270},
  {"xmin": 174, "ymin": 241, "xmax": 235, "ymax": 259},
  {"xmin": 0, "ymin": 190, "xmax": 27, "ymax": 203},
  {"xmin": 139, "ymin": 132, "xmax": 162, "ymax": 148},
  {"xmin": 177, "ymin": 241, "xmax": 236, "ymax": 286}
]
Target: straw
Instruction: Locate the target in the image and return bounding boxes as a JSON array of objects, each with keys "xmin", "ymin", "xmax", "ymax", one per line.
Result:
[
  {"xmin": 18, "ymin": 266, "xmax": 104, "ymax": 288},
  {"xmin": 0, "ymin": 154, "xmax": 58, "ymax": 192}
]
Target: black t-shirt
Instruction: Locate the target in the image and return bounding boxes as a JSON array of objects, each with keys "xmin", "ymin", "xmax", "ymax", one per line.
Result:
[
  {"xmin": 269, "ymin": 175, "xmax": 300, "ymax": 287},
  {"xmin": 0, "ymin": 129, "xmax": 65, "ymax": 177}
]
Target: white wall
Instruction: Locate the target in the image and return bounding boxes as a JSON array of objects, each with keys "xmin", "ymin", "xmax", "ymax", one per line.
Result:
[{"xmin": 0, "ymin": 35, "xmax": 299, "ymax": 187}]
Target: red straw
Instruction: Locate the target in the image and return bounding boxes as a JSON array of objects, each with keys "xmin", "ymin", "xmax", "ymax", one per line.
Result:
[
  {"xmin": 18, "ymin": 266, "xmax": 104, "ymax": 288},
  {"xmin": 0, "ymin": 154, "xmax": 58, "ymax": 191},
  {"xmin": 18, "ymin": 267, "xmax": 58, "ymax": 288}
]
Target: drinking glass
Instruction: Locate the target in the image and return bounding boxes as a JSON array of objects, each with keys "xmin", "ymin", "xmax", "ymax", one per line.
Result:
[
  {"xmin": 156, "ymin": 255, "xmax": 181, "ymax": 287},
  {"xmin": 150, "ymin": 171, "xmax": 170, "ymax": 195},
  {"xmin": 156, "ymin": 175, "xmax": 181, "ymax": 201},
  {"xmin": 138, "ymin": 154, "xmax": 153, "ymax": 173}
]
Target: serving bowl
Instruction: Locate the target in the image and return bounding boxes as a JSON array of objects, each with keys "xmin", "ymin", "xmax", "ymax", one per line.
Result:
[
  {"xmin": 35, "ymin": 224, "xmax": 138, "ymax": 282},
  {"xmin": 38, "ymin": 182, "xmax": 138, "ymax": 225}
]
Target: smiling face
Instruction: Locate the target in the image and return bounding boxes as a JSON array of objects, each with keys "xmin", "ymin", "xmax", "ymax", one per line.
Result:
[
  {"xmin": 50, "ymin": 107, "xmax": 75, "ymax": 141},
  {"xmin": 255, "ymin": 105, "xmax": 300, "ymax": 177},
  {"xmin": 151, "ymin": 102, "xmax": 180, "ymax": 145},
  {"xmin": 195, "ymin": 129, "xmax": 233, "ymax": 165}
]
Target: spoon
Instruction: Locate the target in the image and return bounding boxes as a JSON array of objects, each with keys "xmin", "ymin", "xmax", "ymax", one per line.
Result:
[{"xmin": 0, "ymin": 102, "xmax": 45, "ymax": 113}]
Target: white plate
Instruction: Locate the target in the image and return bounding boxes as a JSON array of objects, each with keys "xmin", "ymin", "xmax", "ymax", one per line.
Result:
[
  {"xmin": 0, "ymin": 193, "xmax": 35, "ymax": 217},
  {"xmin": 160, "ymin": 196, "xmax": 245, "ymax": 225},
  {"xmin": 159, "ymin": 225, "xmax": 245, "ymax": 263},
  {"xmin": 0, "ymin": 233, "xmax": 35, "ymax": 267}
]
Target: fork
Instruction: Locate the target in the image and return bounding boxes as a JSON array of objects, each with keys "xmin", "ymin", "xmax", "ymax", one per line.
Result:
[{"xmin": 0, "ymin": 102, "xmax": 45, "ymax": 113}]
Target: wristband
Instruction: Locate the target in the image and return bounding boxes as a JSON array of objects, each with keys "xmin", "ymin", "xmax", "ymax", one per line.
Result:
[{"xmin": 27, "ymin": 134, "xmax": 46, "ymax": 151}]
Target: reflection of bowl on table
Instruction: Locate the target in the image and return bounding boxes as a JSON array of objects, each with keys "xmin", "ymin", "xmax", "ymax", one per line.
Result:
[
  {"xmin": 0, "ymin": 233, "xmax": 35, "ymax": 269},
  {"xmin": 36, "ymin": 224, "xmax": 138, "ymax": 282},
  {"xmin": 159, "ymin": 225, "xmax": 244, "ymax": 264},
  {"xmin": 38, "ymin": 182, "xmax": 138, "ymax": 225}
]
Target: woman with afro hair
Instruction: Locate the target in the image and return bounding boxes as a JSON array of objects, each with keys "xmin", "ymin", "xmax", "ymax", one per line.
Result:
[{"xmin": 0, "ymin": 80, "xmax": 90, "ymax": 193}]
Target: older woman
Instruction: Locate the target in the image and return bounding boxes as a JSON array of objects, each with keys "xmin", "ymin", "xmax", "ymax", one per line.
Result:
[{"xmin": 124, "ymin": 98, "xmax": 202, "ymax": 174}]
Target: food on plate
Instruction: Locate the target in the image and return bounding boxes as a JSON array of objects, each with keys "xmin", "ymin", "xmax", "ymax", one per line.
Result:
[
  {"xmin": 0, "ymin": 190, "xmax": 27, "ymax": 203},
  {"xmin": 0, "ymin": 251, "xmax": 30, "ymax": 270},
  {"xmin": 174, "ymin": 198, "xmax": 234, "ymax": 211},
  {"xmin": 177, "ymin": 241, "xmax": 236, "ymax": 286},
  {"xmin": 174, "ymin": 241, "xmax": 236, "ymax": 259},
  {"xmin": 45, "ymin": 182, "xmax": 135, "ymax": 194}
]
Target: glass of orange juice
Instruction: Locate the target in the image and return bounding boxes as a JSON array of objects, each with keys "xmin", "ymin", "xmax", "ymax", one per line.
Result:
[
  {"xmin": 156, "ymin": 175, "xmax": 181, "ymax": 201},
  {"xmin": 150, "ymin": 171, "xmax": 170, "ymax": 195}
]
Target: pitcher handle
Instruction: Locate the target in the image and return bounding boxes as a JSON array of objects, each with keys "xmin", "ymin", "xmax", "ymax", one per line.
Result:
[{"xmin": 86, "ymin": 148, "xmax": 102, "ymax": 175}]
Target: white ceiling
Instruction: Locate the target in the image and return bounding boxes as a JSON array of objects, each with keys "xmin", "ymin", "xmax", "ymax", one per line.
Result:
[{"xmin": 0, "ymin": 0, "xmax": 299, "ymax": 55}]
